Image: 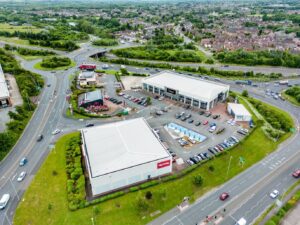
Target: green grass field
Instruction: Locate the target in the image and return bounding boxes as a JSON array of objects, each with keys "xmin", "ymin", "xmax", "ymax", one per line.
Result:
[
  {"xmin": 0, "ymin": 36, "xmax": 30, "ymax": 45},
  {"xmin": 0, "ymin": 23, "xmax": 42, "ymax": 33},
  {"xmin": 13, "ymin": 116, "xmax": 292, "ymax": 225},
  {"xmin": 34, "ymin": 60, "xmax": 76, "ymax": 71}
]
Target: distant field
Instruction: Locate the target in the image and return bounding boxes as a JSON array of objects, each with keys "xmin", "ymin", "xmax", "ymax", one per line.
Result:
[
  {"xmin": 0, "ymin": 23, "xmax": 42, "ymax": 33},
  {"xmin": 0, "ymin": 36, "xmax": 30, "ymax": 45}
]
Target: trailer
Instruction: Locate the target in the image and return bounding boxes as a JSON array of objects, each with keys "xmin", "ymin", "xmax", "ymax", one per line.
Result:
[{"xmin": 279, "ymin": 80, "xmax": 289, "ymax": 85}]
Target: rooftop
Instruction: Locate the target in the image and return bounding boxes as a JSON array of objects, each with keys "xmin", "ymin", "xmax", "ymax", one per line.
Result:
[
  {"xmin": 228, "ymin": 103, "xmax": 251, "ymax": 116},
  {"xmin": 81, "ymin": 118, "xmax": 170, "ymax": 178},
  {"xmin": 0, "ymin": 64, "xmax": 9, "ymax": 99},
  {"xmin": 143, "ymin": 71, "xmax": 230, "ymax": 102},
  {"xmin": 84, "ymin": 90, "xmax": 102, "ymax": 102}
]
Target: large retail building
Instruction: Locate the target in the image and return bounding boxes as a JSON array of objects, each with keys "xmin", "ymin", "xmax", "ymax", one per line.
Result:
[
  {"xmin": 0, "ymin": 64, "xmax": 10, "ymax": 108},
  {"xmin": 142, "ymin": 71, "xmax": 230, "ymax": 110},
  {"xmin": 81, "ymin": 117, "xmax": 172, "ymax": 196}
]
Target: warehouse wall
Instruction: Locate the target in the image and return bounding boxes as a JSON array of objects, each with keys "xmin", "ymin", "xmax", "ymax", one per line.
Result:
[{"xmin": 90, "ymin": 157, "xmax": 172, "ymax": 196}]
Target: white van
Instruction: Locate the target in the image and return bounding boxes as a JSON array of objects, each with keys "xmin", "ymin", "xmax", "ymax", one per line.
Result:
[
  {"xmin": 235, "ymin": 218, "xmax": 246, "ymax": 225},
  {"xmin": 0, "ymin": 194, "xmax": 10, "ymax": 210}
]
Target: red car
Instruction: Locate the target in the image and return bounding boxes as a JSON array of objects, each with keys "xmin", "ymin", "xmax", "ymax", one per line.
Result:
[
  {"xmin": 219, "ymin": 192, "xmax": 230, "ymax": 201},
  {"xmin": 203, "ymin": 120, "xmax": 209, "ymax": 125},
  {"xmin": 292, "ymin": 169, "xmax": 300, "ymax": 178}
]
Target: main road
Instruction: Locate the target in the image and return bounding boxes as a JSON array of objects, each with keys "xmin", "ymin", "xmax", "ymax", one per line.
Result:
[{"xmin": 0, "ymin": 40, "xmax": 299, "ymax": 225}]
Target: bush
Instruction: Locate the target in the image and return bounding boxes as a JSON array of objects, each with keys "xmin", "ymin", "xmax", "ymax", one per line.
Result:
[
  {"xmin": 192, "ymin": 175, "xmax": 203, "ymax": 186},
  {"xmin": 242, "ymin": 90, "xmax": 249, "ymax": 97},
  {"xmin": 139, "ymin": 180, "xmax": 159, "ymax": 189},
  {"xmin": 136, "ymin": 197, "xmax": 149, "ymax": 212},
  {"xmin": 129, "ymin": 187, "xmax": 139, "ymax": 192},
  {"xmin": 145, "ymin": 191, "xmax": 152, "ymax": 200}
]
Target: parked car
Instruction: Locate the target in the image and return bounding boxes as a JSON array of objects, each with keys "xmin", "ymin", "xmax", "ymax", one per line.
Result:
[
  {"xmin": 156, "ymin": 110, "xmax": 164, "ymax": 116},
  {"xmin": 86, "ymin": 123, "xmax": 94, "ymax": 127},
  {"xmin": 195, "ymin": 121, "xmax": 201, "ymax": 126},
  {"xmin": 185, "ymin": 114, "xmax": 192, "ymax": 119},
  {"xmin": 209, "ymin": 126, "xmax": 217, "ymax": 133},
  {"xmin": 212, "ymin": 115, "xmax": 220, "ymax": 119},
  {"xmin": 17, "ymin": 171, "xmax": 27, "ymax": 182},
  {"xmin": 270, "ymin": 189, "xmax": 279, "ymax": 199},
  {"xmin": 19, "ymin": 157, "xmax": 28, "ymax": 166},
  {"xmin": 188, "ymin": 119, "xmax": 194, "ymax": 123},
  {"xmin": 292, "ymin": 169, "xmax": 300, "ymax": 178},
  {"xmin": 199, "ymin": 111, "xmax": 205, "ymax": 115},
  {"xmin": 205, "ymin": 112, "xmax": 212, "ymax": 117},
  {"xmin": 0, "ymin": 194, "xmax": 10, "ymax": 210},
  {"xmin": 175, "ymin": 113, "xmax": 181, "ymax": 119},
  {"xmin": 219, "ymin": 192, "xmax": 230, "ymax": 201},
  {"xmin": 216, "ymin": 127, "xmax": 225, "ymax": 134},
  {"xmin": 203, "ymin": 120, "xmax": 209, "ymax": 125},
  {"xmin": 186, "ymin": 159, "xmax": 194, "ymax": 166}
]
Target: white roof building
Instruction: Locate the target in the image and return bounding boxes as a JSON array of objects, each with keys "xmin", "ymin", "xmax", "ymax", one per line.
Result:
[
  {"xmin": 227, "ymin": 103, "xmax": 252, "ymax": 122},
  {"xmin": 0, "ymin": 64, "xmax": 10, "ymax": 107},
  {"xmin": 142, "ymin": 71, "xmax": 230, "ymax": 110},
  {"xmin": 81, "ymin": 117, "xmax": 172, "ymax": 196}
]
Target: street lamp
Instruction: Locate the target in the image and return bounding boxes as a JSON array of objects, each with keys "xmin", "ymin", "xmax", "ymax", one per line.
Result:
[
  {"xmin": 7, "ymin": 176, "xmax": 20, "ymax": 201},
  {"xmin": 91, "ymin": 217, "xmax": 95, "ymax": 225}
]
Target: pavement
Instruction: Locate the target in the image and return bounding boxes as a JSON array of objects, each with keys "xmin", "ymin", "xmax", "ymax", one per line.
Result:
[{"xmin": 0, "ymin": 40, "xmax": 300, "ymax": 225}]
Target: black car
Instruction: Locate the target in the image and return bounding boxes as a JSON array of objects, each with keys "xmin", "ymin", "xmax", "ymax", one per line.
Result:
[
  {"xmin": 37, "ymin": 134, "xmax": 43, "ymax": 142},
  {"xmin": 175, "ymin": 113, "xmax": 181, "ymax": 119},
  {"xmin": 205, "ymin": 112, "xmax": 212, "ymax": 117},
  {"xmin": 199, "ymin": 111, "xmax": 205, "ymax": 115},
  {"xmin": 212, "ymin": 115, "xmax": 220, "ymax": 119},
  {"xmin": 86, "ymin": 123, "xmax": 94, "ymax": 127},
  {"xmin": 208, "ymin": 148, "xmax": 215, "ymax": 155}
]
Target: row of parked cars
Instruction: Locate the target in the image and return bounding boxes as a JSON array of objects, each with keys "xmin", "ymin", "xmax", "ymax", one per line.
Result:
[
  {"xmin": 106, "ymin": 96, "xmax": 122, "ymax": 105},
  {"xmin": 186, "ymin": 136, "xmax": 240, "ymax": 166},
  {"xmin": 120, "ymin": 93, "xmax": 149, "ymax": 106},
  {"xmin": 175, "ymin": 112, "xmax": 221, "ymax": 133}
]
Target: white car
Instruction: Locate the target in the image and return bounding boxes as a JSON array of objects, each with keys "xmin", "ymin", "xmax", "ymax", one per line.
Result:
[
  {"xmin": 52, "ymin": 129, "xmax": 61, "ymax": 135},
  {"xmin": 270, "ymin": 189, "xmax": 279, "ymax": 199},
  {"xmin": 17, "ymin": 171, "xmax": 27, "ymax": 182}
]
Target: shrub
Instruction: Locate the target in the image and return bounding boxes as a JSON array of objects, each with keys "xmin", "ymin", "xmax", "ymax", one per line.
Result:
[
  {"xmin": 193, "ymin": 175, "xmax": 203, "ymax": 186},
  {"xmin": 139, "ymin": 180, "xmax": 159, "ymax": 189},
  {"xmin": 136, "ymin": 197, "xmax": 149, "ymax": 212},
  {"xmin": 145, "ymin": 191, "xmax": 153, "ymax": 200},
  {"xmin": 129, "ymin": 187, "xmax": 139, "ymax": 192}
]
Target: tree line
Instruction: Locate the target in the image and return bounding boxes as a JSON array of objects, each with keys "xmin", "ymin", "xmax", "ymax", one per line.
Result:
[
  {"xmin": 99, "ymin": 57, "xmax": 282, "ymax": 80},
  {"xmin": 0, "ymin": 48, "xmax": 44, "ymax": 160},
  {"xmin": 4, "ymin": 44, "xmax": 56, "ymax": 56},
  {"xmin": 215, "ymin": 49, "xmax": 300, "ymax": 68}
]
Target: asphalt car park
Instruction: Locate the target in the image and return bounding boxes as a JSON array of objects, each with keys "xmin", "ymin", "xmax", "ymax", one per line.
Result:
[{"xmin": 146, "ymin": 100, "xmax": 244, "ymax": 162}]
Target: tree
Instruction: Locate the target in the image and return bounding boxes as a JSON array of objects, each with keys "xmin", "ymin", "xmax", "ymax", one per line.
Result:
[
  {"xmin": 146, "ymin": 96, "xmax": 152, "ymax": 105},
  {"xmin": 193, "ymin": 175, "xmax": 203, "ymax": 186},
  {"xmin": 242, "ymin": 90, "xmax": 249, "ymax": 97}
]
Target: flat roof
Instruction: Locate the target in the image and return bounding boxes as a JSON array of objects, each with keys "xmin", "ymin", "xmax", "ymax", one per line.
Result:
[
  {"xmin": 0, "ymin": 64, "xmax": 9, "ymax": 99},
  {"xmin": 143, "ymin": 71, "xmax": 230, "ymax": 102},
  {"xmin": 81, "ymin": 118, "xmax": 170, "ymax": 178},
  {"xmin": 228, "ymin": 103, "xmax": 251, "ymax": 116},
  {"xmin": 85, "ymin": 90, "xmax": 102, "ymax": 102}
]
